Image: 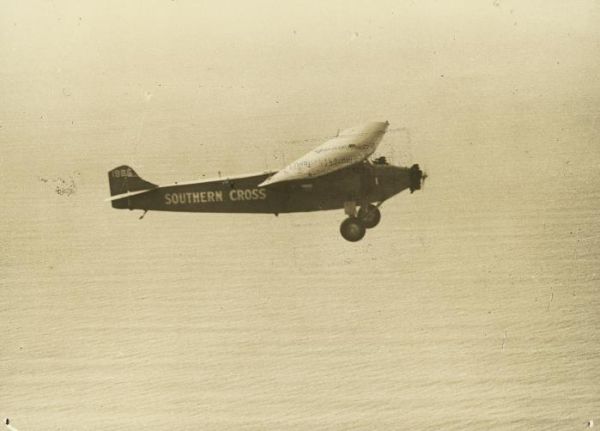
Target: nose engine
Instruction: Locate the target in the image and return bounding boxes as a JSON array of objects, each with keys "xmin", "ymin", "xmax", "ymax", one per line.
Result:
[{"xmin": 409, "ymin": 164, "xmax": 425, "ymax": 193}]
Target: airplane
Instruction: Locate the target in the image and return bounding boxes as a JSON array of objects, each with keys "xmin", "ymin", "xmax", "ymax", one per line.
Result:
[{"xmin": 107, "ymin": 121, "xmax": 426, "ymax": 242}]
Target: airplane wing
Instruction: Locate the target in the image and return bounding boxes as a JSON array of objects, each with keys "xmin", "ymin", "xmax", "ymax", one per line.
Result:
[{"xmin": 259, "ymin": 121, "xmax": 389, "ymax": 187}]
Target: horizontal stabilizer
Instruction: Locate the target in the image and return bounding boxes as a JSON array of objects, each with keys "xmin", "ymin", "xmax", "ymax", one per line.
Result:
[{"xmin": 104, "ymin": 188, "xmax": 155, "ymax": 202}]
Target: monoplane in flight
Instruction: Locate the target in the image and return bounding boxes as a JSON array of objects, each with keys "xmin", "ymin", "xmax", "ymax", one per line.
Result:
[{"xmin": 107, "ymin": 121, "xmax": 425, "ymax": 241}]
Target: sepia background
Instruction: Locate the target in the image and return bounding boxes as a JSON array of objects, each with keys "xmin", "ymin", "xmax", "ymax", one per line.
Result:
[{"xmin": 1, "ymin": 1, "xmax": 599, "ymax": 429}]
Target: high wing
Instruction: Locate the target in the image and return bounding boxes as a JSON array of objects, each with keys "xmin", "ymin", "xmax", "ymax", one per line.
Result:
[{"xmin": 259, "ymin": 121, "xmax": 389, "ymax": 187}]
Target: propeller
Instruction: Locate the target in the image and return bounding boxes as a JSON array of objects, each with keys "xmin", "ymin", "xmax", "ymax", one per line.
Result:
[
  {"xmin": 421, "ymin": 171, "xmax": 428, "ymax": 189},
  {"xmin": 409, "ymin": 164, "xmax": 427, "ymax": 193}
]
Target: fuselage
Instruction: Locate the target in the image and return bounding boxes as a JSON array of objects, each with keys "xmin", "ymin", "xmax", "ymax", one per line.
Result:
[{"xmin": 111, "ymin": 161, "xmax": 416, "ymax": 214}]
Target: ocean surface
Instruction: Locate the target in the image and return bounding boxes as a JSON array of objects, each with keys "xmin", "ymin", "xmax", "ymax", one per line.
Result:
[{"xmin": 1, "ymin": 2, "xmax": 599, "ymax": 430}]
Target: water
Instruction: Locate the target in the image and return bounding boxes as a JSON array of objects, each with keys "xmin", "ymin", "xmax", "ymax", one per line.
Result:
[{"xmin": 1, "ymin": 2, "xmax": 599, "ymax": 430}]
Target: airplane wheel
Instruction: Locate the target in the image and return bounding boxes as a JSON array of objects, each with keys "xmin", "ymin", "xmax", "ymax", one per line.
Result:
[
  {"xmin": 340, "ymin": 217, "xmax": 366, "ymax": 242},
  {"xmin": 358, "ymin": 204, "xmax": 381, "ymax": 229}
]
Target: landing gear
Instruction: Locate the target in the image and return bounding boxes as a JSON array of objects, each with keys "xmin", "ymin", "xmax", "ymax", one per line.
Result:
[
  {"xmin": 358, "ymin": 204, "xmax": 381, "ymax": 229},
  {"xmin": 340, "ymin": 201, "xmax": 383, "ymax": 241},
  {"xmin": 340, "ymin": 217, "xmax": 366, "ymax": 242}
]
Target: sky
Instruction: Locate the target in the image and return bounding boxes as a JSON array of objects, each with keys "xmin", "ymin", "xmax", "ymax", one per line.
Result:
[{"xmin": 1, "ymin": 0, "xmax": 599, "ymax": 182}]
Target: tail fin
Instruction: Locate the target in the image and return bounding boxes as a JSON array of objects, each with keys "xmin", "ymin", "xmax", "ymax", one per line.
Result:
[
  {"xmin": 108, "ymin": 165, "xmax": 157, "ymax": 208},
  {"xmin": 108, "ymin": 165, "xmax": 156, "ymax": 196}
]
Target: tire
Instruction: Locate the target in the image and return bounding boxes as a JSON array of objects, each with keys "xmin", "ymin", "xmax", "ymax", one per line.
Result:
[
  {"xmin": 340, "ymin": 217, "xmax": 366, "ymax": 242},
  {"xmin": 358, "ymin": 204, "xmax": 381, "ymax": 229}
]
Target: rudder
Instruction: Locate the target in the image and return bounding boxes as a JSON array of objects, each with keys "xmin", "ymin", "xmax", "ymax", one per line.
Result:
[{"xmin": 108, "ymin": 165, "xmax": 157, "ymax": 197}]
